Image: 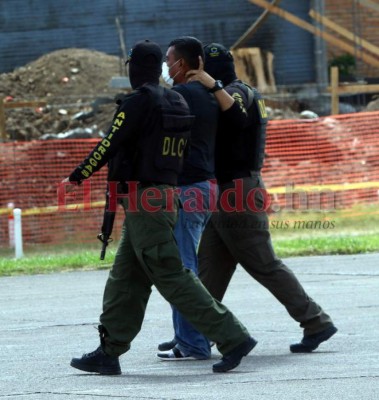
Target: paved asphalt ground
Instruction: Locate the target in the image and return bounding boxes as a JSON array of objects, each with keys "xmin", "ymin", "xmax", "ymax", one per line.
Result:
[{"xmin": 1, "ymin": 253, "xmax": 378, "ymax": 400}]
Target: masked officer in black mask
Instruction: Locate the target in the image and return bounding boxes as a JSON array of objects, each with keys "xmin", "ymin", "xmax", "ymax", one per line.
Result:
[
  {"xmin": 186, "ymin": 43, "xmax": 337, "ymax": 354},
  {"xmin": 61, "ymin": 40, "xmax": 256, "ymax": 375}
]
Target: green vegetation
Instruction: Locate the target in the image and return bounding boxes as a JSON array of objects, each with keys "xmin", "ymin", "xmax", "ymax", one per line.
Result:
[
  {"xmin": 269, "ymin": 205, "xmax": 379, "ymax": 256},
  {"xmin": 273, "ymin": 233, "xmax": 378, "ymax": 258},
  {"xmin": 328, "ymin": 53, "xmax": 356, "ymax": 79},
  {"xmin": 0, "ymin": 206, "xmax": 378, "ymax": 276},
  {"xmin": 0, "ymin": 244, "xmax": 115, "ymax": 276}
]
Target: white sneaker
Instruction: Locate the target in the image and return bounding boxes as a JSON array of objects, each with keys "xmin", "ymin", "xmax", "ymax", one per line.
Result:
[{"xmin": 157, "ymin": 347, "xmax": 200, "ymax": 361}]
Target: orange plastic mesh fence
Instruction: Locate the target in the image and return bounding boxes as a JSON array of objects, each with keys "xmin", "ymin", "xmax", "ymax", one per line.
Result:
[
  {"xmin": 1, "ymin": 111, "xmax": 379, "ymax": 248},
  {"xmin": 0, "ymin": 139, "xmax": 116, "ymax": 247},
  {"xmin": 263, "ymin": 111, "xmax": 379, "ymax": 211}
]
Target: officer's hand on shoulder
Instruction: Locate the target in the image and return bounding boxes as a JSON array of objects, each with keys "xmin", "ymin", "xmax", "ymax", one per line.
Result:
[{"xmin": 186, "ymin": 56, "xmax": 215, "ymax": 90}]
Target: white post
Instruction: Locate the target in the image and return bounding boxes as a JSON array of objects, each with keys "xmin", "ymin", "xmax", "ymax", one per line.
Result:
[
  {"xmin": 13, "ymin": 208, "xmax": 24, "ymax": 259},
  {"xmin": 8, "ymin": 202, "xmax": 15, "ymax": 248}
]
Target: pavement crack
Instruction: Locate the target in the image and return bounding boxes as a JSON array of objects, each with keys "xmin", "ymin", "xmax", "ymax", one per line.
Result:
[
  {"xmin": 300, "ymin": 272, "xmax": 379, "ymax": 277},
  {"xmin": 225, "ymin": 374, "xmax": 379, "ymax": 385},
  {"xmin": 0, "ymin": 392, "xmax": 179, "ymax": 399},
  {"xmin": 5, "ymin": 322, "xmax": 97, "ymax": 333}
]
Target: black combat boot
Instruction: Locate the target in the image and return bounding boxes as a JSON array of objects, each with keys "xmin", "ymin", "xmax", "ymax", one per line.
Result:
[
  {"xmin": 70, "ymin": 325, "xmax": 121, "ymax": 375},
  {"xmin": 212, "ymin": 336, "xmax": 257, "ymax": 373},
  {"xmin": 290, "ymin": 325, "xmax": 338, "ymax": 353}
]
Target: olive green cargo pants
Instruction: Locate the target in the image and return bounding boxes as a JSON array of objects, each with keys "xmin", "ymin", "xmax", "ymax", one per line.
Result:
[
  {"xmin": 99, "ymin": 184, "xmax": 249, "ymax": 357},
  {"xmin": 198, "ymin": 175, "xmax": 334, "ymax": 336}
]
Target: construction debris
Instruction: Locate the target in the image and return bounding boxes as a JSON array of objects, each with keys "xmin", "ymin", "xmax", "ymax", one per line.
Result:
[
  {"xmin": 0, "ymin": 49, "xmax": 122, "ymax": 140},
  {"xmin": 0, "ymin": 47, "xmax": 374, "ymax": 141},
  {"xmin": 232, "ymin": 47, "xmax": 276, "ymax": 93}
]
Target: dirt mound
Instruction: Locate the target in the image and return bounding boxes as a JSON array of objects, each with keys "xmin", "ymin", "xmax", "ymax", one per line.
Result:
[
  {"xmin": 4, "ymin": 47, "xmax": 364, "ymax": 141},
  {"xmin": 0, "ymin": 48, "xmax": 125, "ymax": 140},
  {"xmin": 366, "ymin": 97, "xmax": 379, "ymax": 111}
]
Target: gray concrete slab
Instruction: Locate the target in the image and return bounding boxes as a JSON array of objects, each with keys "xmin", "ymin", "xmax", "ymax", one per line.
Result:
[{"xmin": 0, "ymin": 253, "xmax": 378, "ymax": 400}]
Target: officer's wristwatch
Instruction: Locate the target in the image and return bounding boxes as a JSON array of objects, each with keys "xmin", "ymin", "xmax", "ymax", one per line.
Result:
[{"xmin": 209, "ymin": 80, "xmax": 224, "ymax": 93}]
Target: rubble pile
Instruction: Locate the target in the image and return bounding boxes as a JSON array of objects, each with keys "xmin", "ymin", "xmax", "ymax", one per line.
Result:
[
  {"xmin": 366, "ymin": 96, "xmax": 379, "ymax": 111},
  {"xmin": 0, "ymin": 49, "xmax": 124, "ymax": 140},
  {"xmin": 1, "ymin": 48, "xmax": 377, "ymax": 141}
]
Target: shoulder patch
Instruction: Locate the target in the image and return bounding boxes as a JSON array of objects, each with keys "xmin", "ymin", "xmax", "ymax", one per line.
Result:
[
  {"xmin": 257, "ymin": 99, "xmax": 267, "ymax": 119},
  {"xmin": 232, "ymin": 92, "xmax": 247, "ymax": 114}
]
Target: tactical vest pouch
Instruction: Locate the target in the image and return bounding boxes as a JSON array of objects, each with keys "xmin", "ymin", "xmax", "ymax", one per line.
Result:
[
  {"xmin": 154, "ymin": 98, "xmax": 194, "ymax": 175},
  {"xmin": 250, "ymin": 88, "xmax": 268, "ymax": 125},
  {"xmin": 135, "ymin": 85, "xmax": 194, "ymax": 185}
]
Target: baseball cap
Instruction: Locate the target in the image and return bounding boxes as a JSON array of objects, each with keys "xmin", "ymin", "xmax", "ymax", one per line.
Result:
[
  {"xmin": 203, "ymin": 43, "xmax": 234, "ymax": 63},
  {"xmin": 126, "ymin": 40, "xmax": 163, "ymax": 67}
]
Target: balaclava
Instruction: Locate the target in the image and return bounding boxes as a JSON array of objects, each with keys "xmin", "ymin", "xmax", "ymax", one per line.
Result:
[
  {"xmin": 203, "ymin": 43, "xmax": 237, "ymax": 86},
  {"xmin": 127, "ymin": 39, "xmax": 163, "ymax": 89}
]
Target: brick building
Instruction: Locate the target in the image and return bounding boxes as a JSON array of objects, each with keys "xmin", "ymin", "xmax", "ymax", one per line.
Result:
[{"xmin": 325, "ymin": 0, "xmax": 379, "ymax": 78}]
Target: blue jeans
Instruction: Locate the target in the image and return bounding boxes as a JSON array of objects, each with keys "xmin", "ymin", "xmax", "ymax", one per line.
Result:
[{"xmin": 172, "ymin": 180, "xmax": 217, "ymax": 359}]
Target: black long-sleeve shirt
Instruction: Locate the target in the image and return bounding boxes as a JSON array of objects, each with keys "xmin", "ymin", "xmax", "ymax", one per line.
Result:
[
  {"xmin": 172, "ymin": 81, "xmax": 219, "ymax": 185},
  {"xmin": 69, "ymin": 89, "xmax": 149, "ymax": 183}
]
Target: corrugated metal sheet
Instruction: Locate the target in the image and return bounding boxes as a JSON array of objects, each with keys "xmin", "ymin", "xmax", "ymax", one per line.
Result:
[
  {"xmin": 0, "ymin": 0, "xmax": 120, "ymax": 69},
  {"xmin": 0, "ymin": 0, "xmax": 314, "ymax": 85},
  {"xmin": 246, "ymin": 1, "xmax": 315, "ymax": 85}
]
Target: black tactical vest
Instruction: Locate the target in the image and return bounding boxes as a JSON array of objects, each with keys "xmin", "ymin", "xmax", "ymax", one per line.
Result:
[
  {"xmin": 133, "ymin": 84, "xmax": 194, "ymax": 185},
  {"xmin": 228, "ymin": 81, "xmax": 268, "ymax": 171}
]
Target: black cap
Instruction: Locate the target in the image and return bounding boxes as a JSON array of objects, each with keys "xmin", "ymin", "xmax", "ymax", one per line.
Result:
[
  {"xmin": 203, "ymin": 43, "xmax": 237, "ymax": 86},
  {"xmin": 203, "ymin": 43, "xmax": 234, "ymax": 63},
  {"xmin": 126, "ymin": 39, "xmax": 163, "ymax": 67}
]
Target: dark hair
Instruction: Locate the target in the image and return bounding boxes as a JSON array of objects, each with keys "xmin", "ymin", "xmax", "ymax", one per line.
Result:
[{"xmin": 168, "ymin": 36, "xmax": 204, "ymax": 69}]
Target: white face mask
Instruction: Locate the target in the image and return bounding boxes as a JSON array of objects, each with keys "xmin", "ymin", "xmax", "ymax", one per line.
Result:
[{"xmin": 162, "ymin": 59, "xmax": 181, "ymax": 86}]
